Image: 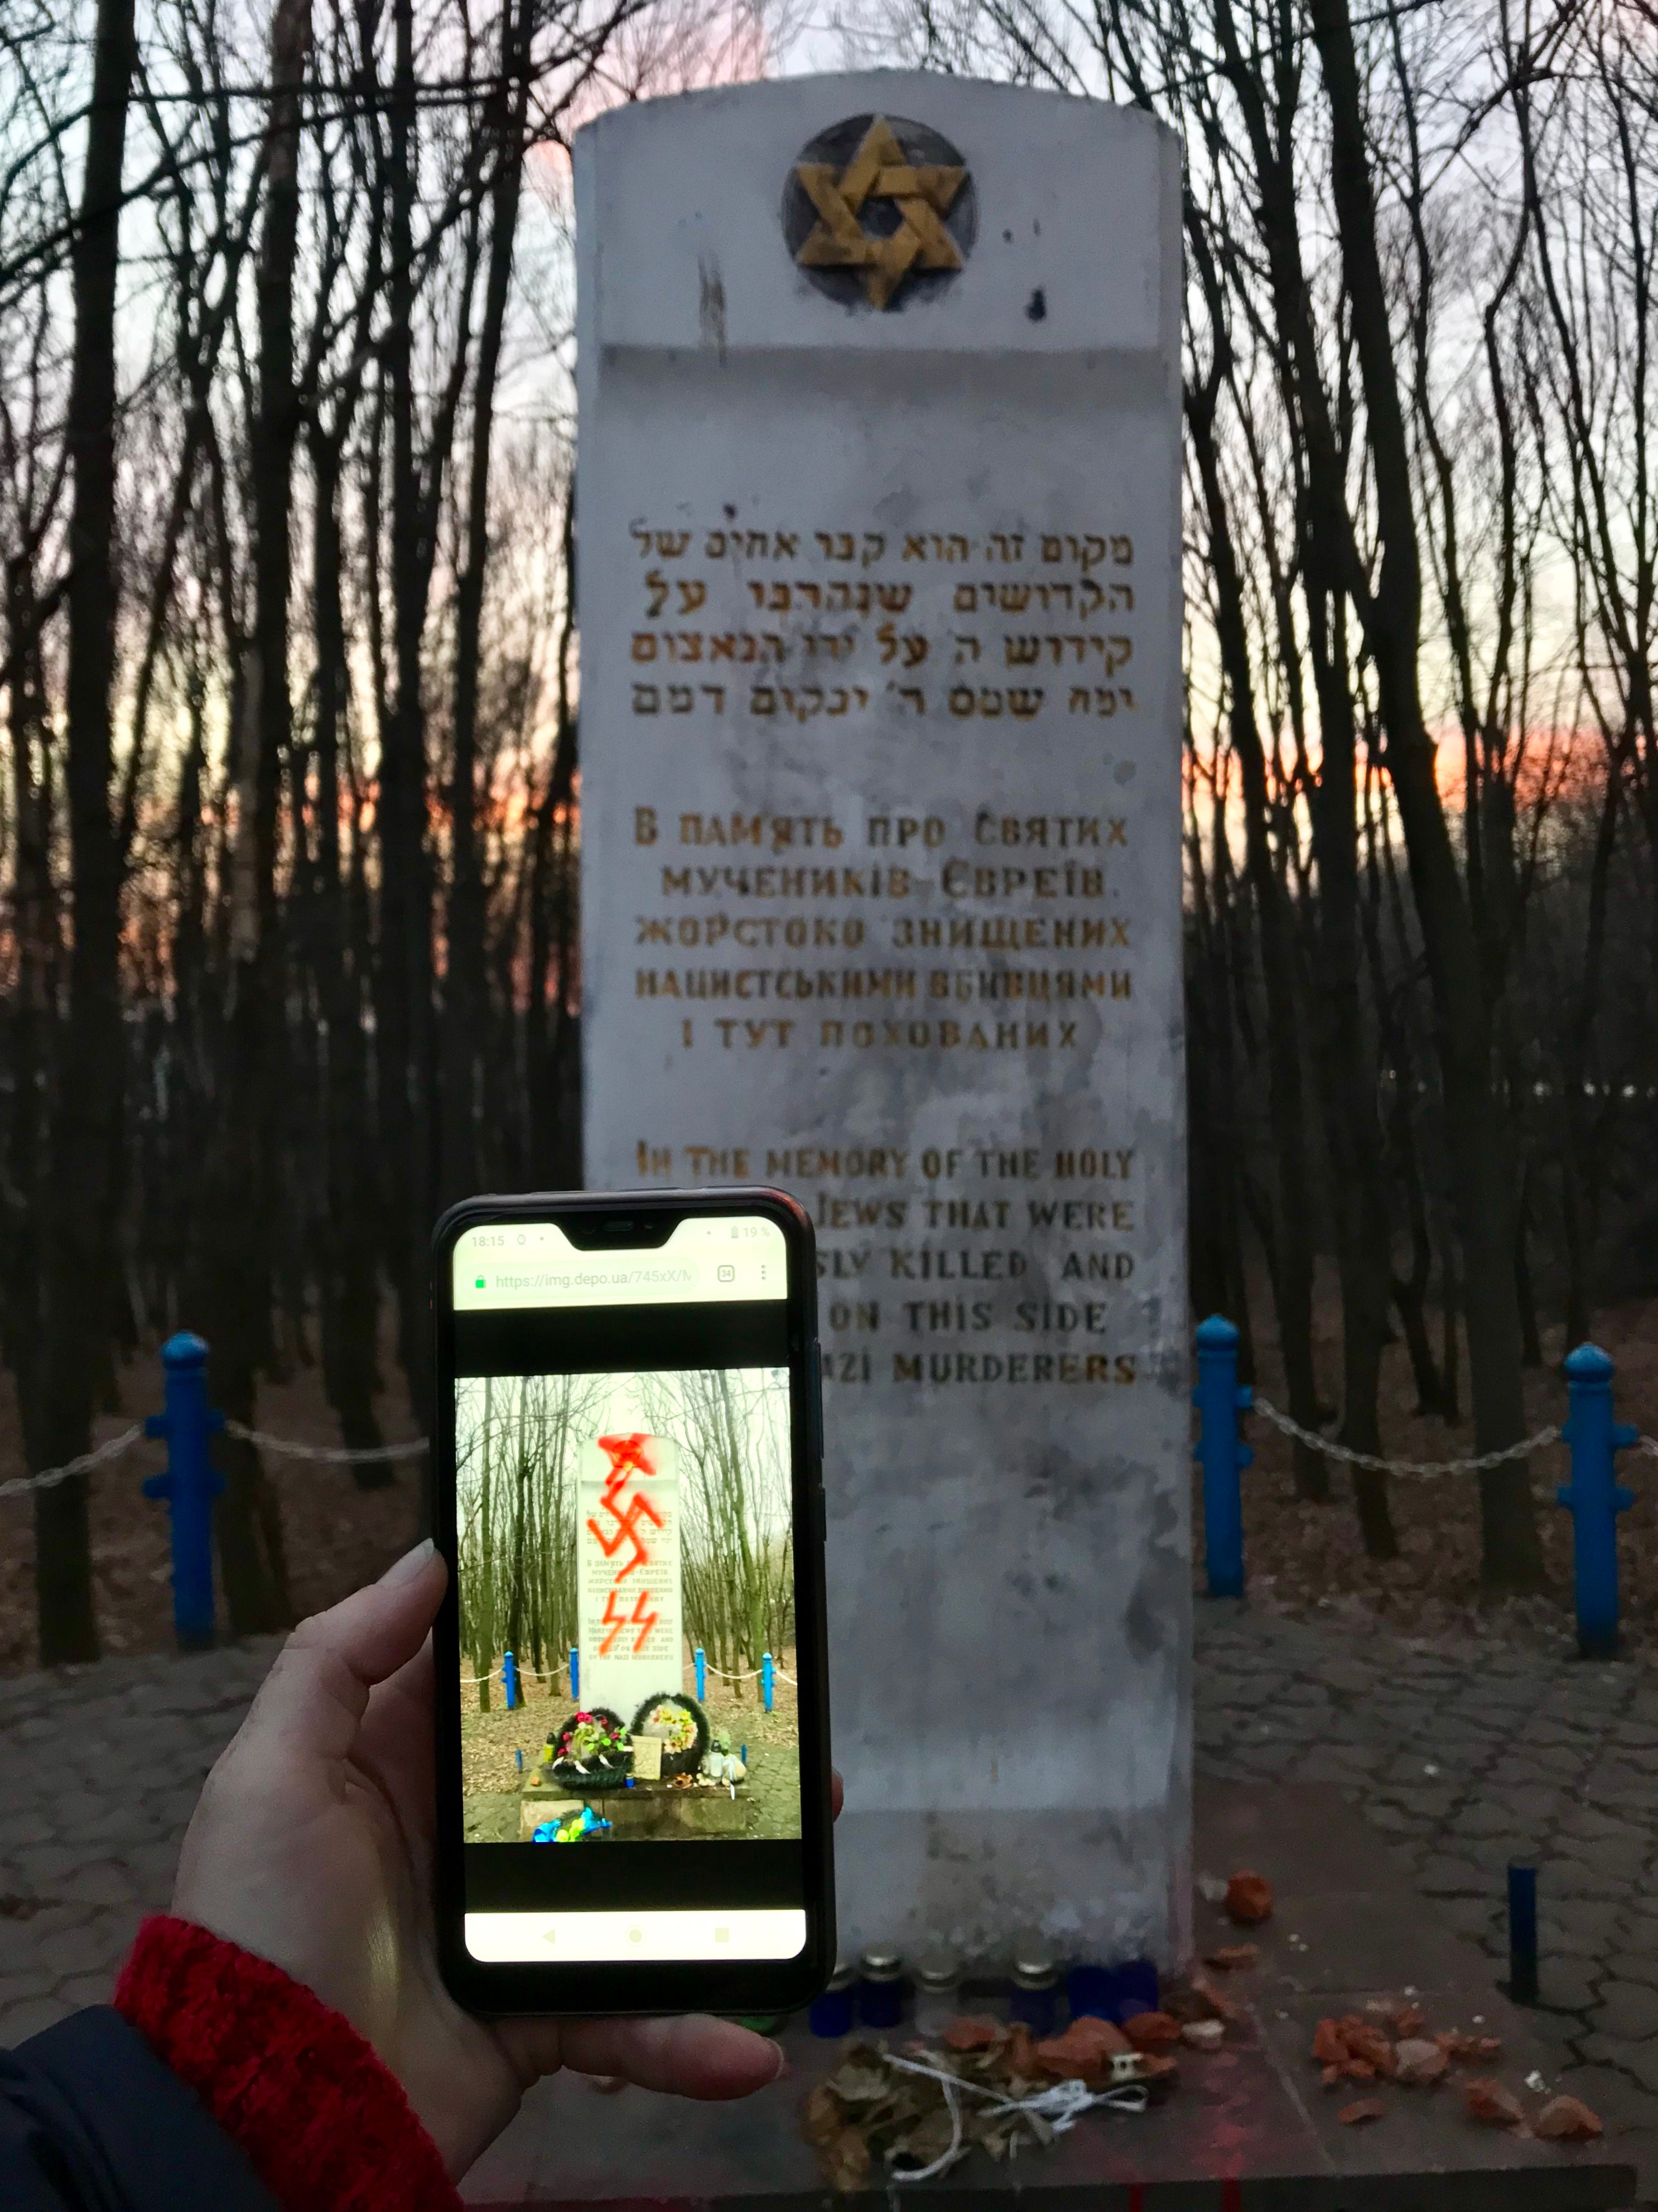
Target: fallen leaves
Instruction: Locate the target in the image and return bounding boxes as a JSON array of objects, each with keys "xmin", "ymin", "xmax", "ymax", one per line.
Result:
[
  {"xmin": 798, "ymin": 2007, "xmax": 1198, "ymax": 2192},
  {"xmin": 1225, "ymin": 1871, "xmax": 1274, "ymax": 1925}
]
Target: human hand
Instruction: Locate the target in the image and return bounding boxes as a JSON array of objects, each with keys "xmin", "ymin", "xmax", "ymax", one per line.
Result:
[{"xmin": 172, "ymin": 1541, "xmax": 823, "ymax": 2177}]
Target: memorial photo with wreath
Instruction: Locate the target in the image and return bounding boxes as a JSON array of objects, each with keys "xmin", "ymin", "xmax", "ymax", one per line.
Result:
[{"xmin": 454, "ymin": 1366, "xmax": 801, "ymax": 1845}]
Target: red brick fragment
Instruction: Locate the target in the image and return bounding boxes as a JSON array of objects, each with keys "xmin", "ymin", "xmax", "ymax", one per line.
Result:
[
  {"xmin": 1225, "ymin": 1871, "xmax": 1274, "ymax": 1925},
  {"xmin": 1436, "ymin": 2030, "xmax": 1502, "ymax": 2061},
  {"xmin": 1339, "ymin": 2098, "xmax": 1386, "ymax": 2126},
  {"xmin": 1535, "ymin": 2095, "xmax": 1602, "ymax": 2143},
  {"xmin": 942, "ymin": 2016, "xmax": 1001, "ymax": 2051},
  {"xmin": 1312, "ymin": 2018, "xmax": 1348, "ymax": 2066},
  {"xmin": 1394, "ymin": 2038, "xmax": 1448, "ymax": 2086},
  {"xmin": 1123, "ymin": 2011, "xmax": 1182, "ymax": 2051},
  {"xmin": 1189, "ymin": 1973, "xmax": 1242, "ymax": 2023},
  {"xmin": 1463, "ymin": 2077, "xmax": 1525, "ymax": 2127},
  {"xmin": 1035, "ymin": 2015, "xmax": 1131, "ymax": 2088},
  {"xmin": 1203, "ymin": 1943, "xmax": 1260, "ymax": 1971},
  {"xmin": 1339, "ymin": 2022, "xmax": 1397, "ymax": 2079}
]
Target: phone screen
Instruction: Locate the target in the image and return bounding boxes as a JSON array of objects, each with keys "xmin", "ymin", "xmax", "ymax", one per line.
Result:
[{"xmin": 442, "ymin": 1208, "xmax": 816, "ymax": 1974}]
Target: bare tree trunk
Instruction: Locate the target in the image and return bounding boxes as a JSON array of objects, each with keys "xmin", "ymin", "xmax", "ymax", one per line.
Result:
[
  {"xmin": 442, "ymin": 0, "xmax": 532, "ymax": 1208},
  {"xmin": 32, "ymin": 0, "xmax": 138, "ymax": 1662},
  {"xmin": 1306, "ymin": 0, "xmax": 1541, "ymax": 1585},
  {"xmin": 1186, "ymin": 366, "xmax": 1328, "ymax": 1500}
]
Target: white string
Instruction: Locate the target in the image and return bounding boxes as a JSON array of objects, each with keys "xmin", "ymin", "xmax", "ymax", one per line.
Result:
[{"xmin": 882, "ymin": 2054, "xmax": 1149, "ymax": 2184}]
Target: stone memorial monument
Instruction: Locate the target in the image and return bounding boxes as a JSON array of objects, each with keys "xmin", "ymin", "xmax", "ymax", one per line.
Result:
[
  {"xmin": 575, "ymin": 73, "xmax": 1188, "ymax": 1964},
  {"xmin": 576, "ymin": 1432, "xmax": 683, "ymax": 1718}
]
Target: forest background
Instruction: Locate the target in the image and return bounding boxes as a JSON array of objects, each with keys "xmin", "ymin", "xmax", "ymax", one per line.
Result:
[{"xmin": 1, "ymin": 0, "xmax": 1655, "ymax": 1663}]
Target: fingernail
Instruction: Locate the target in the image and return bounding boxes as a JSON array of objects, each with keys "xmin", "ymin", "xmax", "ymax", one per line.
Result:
[
  {"xmin": 379, "ymin": 1536, "xmax": 436, "ymax": 1587},
  {"xmin": 768, "ymin": 2039, "xmax": 789, "ymax": 2081}
]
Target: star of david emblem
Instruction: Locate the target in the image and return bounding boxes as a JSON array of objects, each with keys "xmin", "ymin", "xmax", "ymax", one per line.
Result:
[{"xmin": 783, "ymin": 113, "xmax": 976, "ymax": 311}]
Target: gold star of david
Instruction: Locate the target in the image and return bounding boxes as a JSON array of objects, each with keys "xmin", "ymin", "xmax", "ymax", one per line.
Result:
[{"xmin": 792, "ymin": 117, "xmax": 967, "ymax": 310}]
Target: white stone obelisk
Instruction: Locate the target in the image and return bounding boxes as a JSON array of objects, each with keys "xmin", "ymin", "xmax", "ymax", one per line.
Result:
[{"xmin": 576, "ymin": 74, "xmax": 1189, "ymax": 1965}]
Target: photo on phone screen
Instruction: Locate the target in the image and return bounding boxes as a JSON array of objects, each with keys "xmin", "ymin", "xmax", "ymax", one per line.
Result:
[{"xmin": 432, "ymin": 1199, "xmax": 831, "ymax": 2001}]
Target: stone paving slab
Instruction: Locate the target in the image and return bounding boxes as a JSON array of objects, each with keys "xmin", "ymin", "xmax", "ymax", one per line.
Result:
[{"xmin": 2, "ymin": 1611, "xmax": 1656, "ymax": 2193}]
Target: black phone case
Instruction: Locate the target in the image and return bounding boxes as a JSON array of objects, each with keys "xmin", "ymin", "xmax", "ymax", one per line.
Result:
[{"xmin": 429, "ymin": 1186, "xmax": 835, "ymax": 2016}]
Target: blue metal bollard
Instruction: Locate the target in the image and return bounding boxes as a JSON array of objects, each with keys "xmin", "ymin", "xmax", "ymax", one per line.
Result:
[
  {"xmin": 503, "ymin": 1650, "xmax": 519, "ymax": 1710},
  {"xmin": 569, "ymin": 1645, "xmax": 579, "ymax": 1701},
  {"xmin": 142, "ymin": 1333, "xmax": 225, "ymax": 1652},
  {"xmin": 762, "ymin": 1651, "xmax": 774, "ymax": 1712},
  {"xmin": 695, "ymin": 1646, "xmax": 706, "ymax": 1702},
  {"xmin": 1194, "ymin": 1316, "xmax": 1252, "ymax": 1599},
  {"xmin": 1507, "ymin": 1863, "xmax": 1538, "ymax": 2004},
  {"xmin": 1558, "ymin": 1344, "xmax": 1636, "ymax": 1659}
]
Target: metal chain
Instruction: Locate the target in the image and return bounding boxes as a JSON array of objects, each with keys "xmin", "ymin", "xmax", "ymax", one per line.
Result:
[
  {"xmin": 1250, "ymin": 1395, "xmax": 1561, "ymax": 1478},
  {"xmin": 0, "ymin": 1424, "xmax": 147, "ymax": 1502},
  {"xmin": 221, "ymin": 1420, "xmax": 428, "ymax": 1465}
]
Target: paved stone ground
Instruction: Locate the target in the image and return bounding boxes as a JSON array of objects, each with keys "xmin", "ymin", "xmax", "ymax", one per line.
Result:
[
  {"xmin": 0, "ymin": 1641, "xmax": 278, "ymax": 2042},
  {"xmin": 4, "ymin": 1609, "xmax": 1658, "ymax": 2191}
]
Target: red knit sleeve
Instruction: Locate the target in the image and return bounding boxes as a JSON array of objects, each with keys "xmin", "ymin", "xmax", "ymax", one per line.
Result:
[{"xmin": 114, "ymin": 1914, "xmax": 460, "ymax": 2212}]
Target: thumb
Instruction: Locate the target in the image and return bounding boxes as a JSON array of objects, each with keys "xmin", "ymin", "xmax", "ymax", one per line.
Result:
[{"xmin": 247, "ymin": 1539, "xmax": 448, "ymax": 1763}]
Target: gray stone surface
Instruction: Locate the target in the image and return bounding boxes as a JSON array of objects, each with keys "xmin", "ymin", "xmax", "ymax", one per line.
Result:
[
  {"xmin": 3, "ymin": 1608, "xmax": 1658, "ymax": 2191},
  {"xmin": 0, "ymin": 1641, "xmax": 278, "ymax": 2043}
]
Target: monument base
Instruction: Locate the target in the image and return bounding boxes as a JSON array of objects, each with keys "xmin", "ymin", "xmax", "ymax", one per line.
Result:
[
  {"xmin": 461, "ymin": 1781, "xmax": 1629, "ymax": 2211},
  {"xmin": 833, "ymin": 1803, "xmax": 1185, "ymax": 1964}
]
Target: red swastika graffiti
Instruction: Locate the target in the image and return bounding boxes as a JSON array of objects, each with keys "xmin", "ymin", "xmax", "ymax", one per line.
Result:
[
  {"xmin": 586, "ymin": 1486, "xmax": 663, "ymax": 1580},
  {"xmin": 596, "ymin": 1433, "xmax": 655, "ymax": 1488},
  {"xmin": 599, "ymin": 1585, "xmax": 659, "ymax": 1656}
]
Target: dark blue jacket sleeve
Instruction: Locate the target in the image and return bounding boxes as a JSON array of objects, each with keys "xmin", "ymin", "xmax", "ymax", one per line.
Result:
[{"xmin": 0, "ymin": 2007, "xmax": 279, "ymax": 2212}]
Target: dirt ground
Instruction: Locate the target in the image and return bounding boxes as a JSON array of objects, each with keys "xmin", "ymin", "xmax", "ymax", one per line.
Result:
[
  {"xmin": 3, "ymin": 1288, "xmax": 1652, "ymax": 1672},
  {"xmin": 1204, "ymin": 1275, "xmax": 1658, "ymax": 1654},
  {"xmin": 0, "ymin": 1341, "xmax": 425, "ymax": 1673}
]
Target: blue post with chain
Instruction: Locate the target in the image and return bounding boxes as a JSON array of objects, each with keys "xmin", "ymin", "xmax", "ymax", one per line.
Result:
[
  {"xmin": 1194, "ymin": 1316, "xmax": 1251, "ymax": 1599},
  {"xmin": 1558, "ymin": 1344, "xmax": 1636, "ymax": 1660},
  {"xmin": 143, "ymin": 1333, "xmax": 224, "ymax": 1651}
]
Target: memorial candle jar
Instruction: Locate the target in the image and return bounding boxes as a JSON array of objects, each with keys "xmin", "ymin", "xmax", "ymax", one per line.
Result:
[
  {"xmin": 1009, "ymin": 1943, "xmax": 1061, "ymax": 2036},
  {"xmin": 808, "ymin": 1960, "xmax": 857, "ymax": 2038},
  {"xmin": 913, "ymin": 1948, "xmax": 962, "ymax": 2038},
  {"xmin": 857, "ymin": 1944, "xmax": 905, "ymax": 2029}
]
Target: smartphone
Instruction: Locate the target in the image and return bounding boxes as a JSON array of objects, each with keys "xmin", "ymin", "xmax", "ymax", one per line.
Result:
[{"xmin": 430, "ymin": 1187, "xmax": 834, "ymax": 2015}]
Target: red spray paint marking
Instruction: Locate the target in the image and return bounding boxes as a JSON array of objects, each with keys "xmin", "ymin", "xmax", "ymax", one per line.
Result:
[
  {"xmin": 599, "ymin": 1584, "xmax": 661, "ymax": 1657},
  {"xmin": 587, "ymin": 1488, "xmax": 663, "ymax": 1578},
  {"xmin": 597, "ymin": 1433, "xmax": 656, "ymax": 1486}
]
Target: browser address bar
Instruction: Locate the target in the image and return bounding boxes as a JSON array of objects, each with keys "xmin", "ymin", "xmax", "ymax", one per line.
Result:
[{"xmin": 452, "ymin": 1222, "xmax": 786, "ymax": 1311}]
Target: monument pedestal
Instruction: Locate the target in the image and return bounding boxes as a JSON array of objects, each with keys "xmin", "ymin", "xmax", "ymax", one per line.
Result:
[{"xmin": 461, "ymin": 1783, "xmax": 1632, "ymax": 2210}]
